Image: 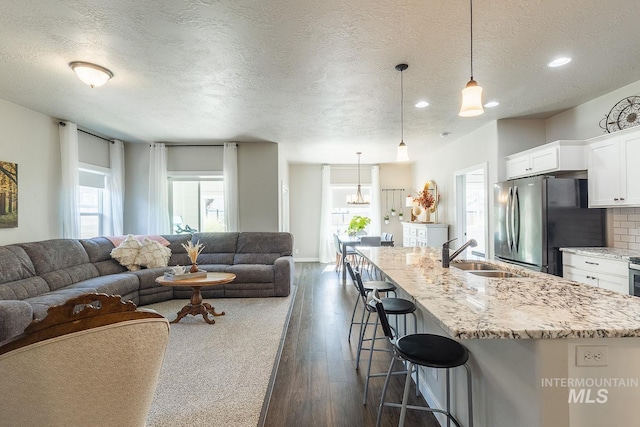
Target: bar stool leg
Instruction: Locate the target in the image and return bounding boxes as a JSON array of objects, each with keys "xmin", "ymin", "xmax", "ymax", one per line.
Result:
[
  {"xmin": 464, "ymin": 363, "xmax": 474, "ymax": 427},
  {"xmin": 376, "ymin": 356, "xmax": 396, "ymax": 427},
  {"xmin": 398, "ymin": 361, "xmax": 414, "ymax": 427},
  {"xmin": 356, "ymin": 310, "xmax": 371, "ymax": 370},
  {"xmin": 446, "ymin": 368, "xmax": 451, "ymax": 427},
  {"xmin": 363, "ymin": 315, "xmax": 379, "ymax": 404}
]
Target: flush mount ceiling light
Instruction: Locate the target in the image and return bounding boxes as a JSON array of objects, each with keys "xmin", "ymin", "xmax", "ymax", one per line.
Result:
[
  {"xmin": 459, "ymin": 0, "xmax": 484, "ymax": 117},
  {"xmin": 415, "ymin": 100, "xmax": 429, "ymax": 108},
  {"xmin": 69, "ymin": 61, "xmax": 113, "ymax": 88},
  {"xmin": 396, "ymin": 63, "xmax": 410, "ymax": 162},
  {"xmin": 548, "ymin": 57, "xmax": 572, "ymax": 68},
  {"xmin": 347, "ymin": 152, "xmax": 370, "ymax": 205}
]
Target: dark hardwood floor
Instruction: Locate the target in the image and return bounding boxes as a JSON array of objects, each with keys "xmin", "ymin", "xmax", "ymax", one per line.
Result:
[{"xmin": 263, "ymin": 262, "xmax": 439, "ymax": 427}]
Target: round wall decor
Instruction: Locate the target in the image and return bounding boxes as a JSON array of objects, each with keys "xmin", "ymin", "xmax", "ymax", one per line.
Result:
[{"xmin": 599, "ymin": 96, "xmax": 640, "ymax": 133}]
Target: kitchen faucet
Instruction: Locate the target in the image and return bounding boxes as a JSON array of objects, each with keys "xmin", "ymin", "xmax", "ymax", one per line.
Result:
[{"xmin": 442, "ymin": 238, "xmax": 478, "ymax": 268}]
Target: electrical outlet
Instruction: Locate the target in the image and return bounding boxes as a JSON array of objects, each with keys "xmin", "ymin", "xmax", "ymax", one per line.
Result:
[{"xmin": 576, "ymin": 345, "xmax": 608, "ymax": 367}]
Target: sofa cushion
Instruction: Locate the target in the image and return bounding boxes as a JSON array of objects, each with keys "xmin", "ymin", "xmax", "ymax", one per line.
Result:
[
  {"xmin": 0, "ymin": 300, "xmax": 33, "ymax": 343},
  {"xmin": 226, "ymin": 264, "xmax": 274, "ymax": 283},
  {"xmin": 126, "ymin": 268, "xmax": 171, "ymax": 291},
  {"xmin": 162, "ymin": 234, "xmax": 193, "ymax": 266},
  {"xmin": 0, "ymin": 246, "xmax": 37, "ymax": 285},
  {"xmin": 233, "ymin": 232, "xmax": 293, "ymax": 264},
  {"xmin": 18, "ymin": 240, "xmax": 99, "ymax": 291},
  {"xmin": 135, "ymin": 238, "xmax": 171, "ymax": 268},
  {"xmin": 192, "ymin": 232, "xmax": 238, "ymax": 265},
  {"xmin": 67, "ymin": 273, "xmax": 139, "ymax": 297},
  {"xmin": 110, "ymin": 235, "xmax": 143, "ymax": 271},
  {"xmin": 80, "ymin": 237, "xmax": 128, "ymax": 275},
  {"xmin": 0, "ymin": 277, "xmax": 50, "ymax": 301},
  {"xmin": 24, "ymin": 288, "xmax": 100, "ymax": 320},
  {"xmin": 197, "ymin": 264, "xmax": 231, "ymax": 273}
]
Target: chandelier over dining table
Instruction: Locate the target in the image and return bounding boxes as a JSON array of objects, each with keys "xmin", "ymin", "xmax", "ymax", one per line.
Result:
[{"xmin": 347, "ymin": 152, "xmax": 370, "ymax": 205}]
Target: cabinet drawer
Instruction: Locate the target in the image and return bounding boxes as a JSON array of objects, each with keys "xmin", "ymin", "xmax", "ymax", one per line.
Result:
[
  {"xmin": 597, "ymin": 274, "xmax": 629, "ymax": 295},
  {"xmin": 564, "ymin": 266, "xmax": 597, "ymax": 287},
  {"xmin": 563, "ymin": 253, "xmax": 628, "ymax": 277},
  {"xmin": 409, "ymin": 227, "xmax": 417, "ymax": 237},
  {"xmin": 417, "ymin": 229, "xmax": 427, "ymax": 239}
]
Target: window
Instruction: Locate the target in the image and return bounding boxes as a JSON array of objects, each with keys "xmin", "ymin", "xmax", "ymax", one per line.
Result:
[
  {"xmin": 78, "ymin": 168, "xmax": 108, "ymax": 238},
  {"xmin": 170, "ymin": 178, "xmax": 225, "ymax": 234},
  {"xmin": 330, "ymin": 185, "xmax": 371, "ymax": 234}
]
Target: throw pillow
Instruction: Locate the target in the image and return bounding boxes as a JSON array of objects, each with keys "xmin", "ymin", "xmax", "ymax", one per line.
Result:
[
  {"xmin": 110, "ymin": 234, "xmax": 143, "ymax": 271},
  {"xmin": 135, "ymin": 237, "xmax": 172, "ymax": 268}
]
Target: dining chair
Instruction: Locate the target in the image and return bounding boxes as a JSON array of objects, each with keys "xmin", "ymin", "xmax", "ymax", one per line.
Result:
[
  {"xmin": 357, "ymin": 236, "xmax": 381, "ymax": 276},
  {"xmin": 334, "ymin": 233, "xmax": 357, "ymax": 272}
]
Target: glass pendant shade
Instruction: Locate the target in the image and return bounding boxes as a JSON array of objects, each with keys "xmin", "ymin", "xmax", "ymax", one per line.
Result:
[
  {"xmin": 347, "ymin": 152, "xmax": 370, "ymax": 205},
  {"xmin": 396, "ymin": 141, "xmax": 409, "ymax": 162},
  {"xmin": 459, "ymin": 79, "xmax": 484, "ymax": 117},
  {"xmin": 69, "ymin": 62, "xmax": 113, "ymax": 88}
]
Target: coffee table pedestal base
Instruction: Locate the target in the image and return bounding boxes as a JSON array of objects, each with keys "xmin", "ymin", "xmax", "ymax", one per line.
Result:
[{"xmin": 170, "ymin": 285, "xmax": 225, "ymax": 324}]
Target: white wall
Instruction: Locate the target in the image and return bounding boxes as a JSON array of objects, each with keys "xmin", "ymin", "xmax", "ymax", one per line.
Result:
[
  {"xmin": 412, "ymin": 121, "xmax": 499, "ymax": 253},
  {"xmin": 123, "ymin": 142, "xmax": 151, "ymax": 234},
  {"xmin": 546, "ymin": 79, "xmax": 640, "ymax": 142},
  {"xmin": 496, "ymin": 119, "xmax": 547, "ymax": 181},
  {"xmin": 289, "ymin": 164, "xmax": 322, "ymax": 260},
  {"xmin": 380, "ymin": 163, "xmax": 413, "ymax": 243},
  {"xmin": 0, "ymin": 99, "xmax": 61, "ymax": 244}
]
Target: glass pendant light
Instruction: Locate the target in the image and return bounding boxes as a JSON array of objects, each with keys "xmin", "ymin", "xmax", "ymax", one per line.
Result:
[
  {"xmin": 347, "ymin": 152, "xmax": 369, "ymax": 205},
  {"xmin": 459, "ymin": 0, "xmax": 484, "ymax": 117},
  {"xmin": 396, "ymin": 64, "xmax": 410, "ymax": 161}
]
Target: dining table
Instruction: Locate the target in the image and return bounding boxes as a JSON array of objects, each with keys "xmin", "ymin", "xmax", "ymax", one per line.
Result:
[{"xmin": 337, "ymin": 234, "xmax": 393, "ymax": 282}]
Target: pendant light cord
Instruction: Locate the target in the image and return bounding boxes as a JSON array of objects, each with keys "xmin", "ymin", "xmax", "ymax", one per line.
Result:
[
  {"xmin": 400, "ymin": 69, "xmax": 404, "ymax": 142},
  {"xmin": 470, "ymin": 0, "xmax": 474, "ymax": 80}
]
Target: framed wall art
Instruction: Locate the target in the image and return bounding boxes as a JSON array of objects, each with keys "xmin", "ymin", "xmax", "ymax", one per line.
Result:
[{"xmin": 0, "ymin": 161, "xmax": 18, "ymax": 228}]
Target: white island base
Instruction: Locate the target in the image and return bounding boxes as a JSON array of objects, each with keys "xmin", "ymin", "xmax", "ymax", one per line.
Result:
[{"xmin": 419, "ymin": 311, "xmax": 640, "ymax": 427}]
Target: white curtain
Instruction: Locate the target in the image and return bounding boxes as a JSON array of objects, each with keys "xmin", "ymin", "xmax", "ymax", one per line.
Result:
[
  {"xmin": 370, "ymin": 165, "xmax": 382, "ymax": 236},
  {"xmin": 59, "ymin": 121, "xmax": 80, "ymax": 238},
  {"xmin": 107, "ymin": 140, "xmax": 125, "ymax": 236},
  {"xmin": 318, "ymin": 165, "xmax": 333, "ymax": 263},
  {"xmin": 223, "ymin": 142, "xmax": 239, "ymax": 232},
  {"xmin": 147, "ymin": 143, "xmax": 170, "ymax": 234}
]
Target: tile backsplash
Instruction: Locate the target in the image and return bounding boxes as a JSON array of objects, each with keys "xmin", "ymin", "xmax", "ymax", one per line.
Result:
[{"xmin": 612, "ymin": 207, "xmax": 640, "ymax": 250}]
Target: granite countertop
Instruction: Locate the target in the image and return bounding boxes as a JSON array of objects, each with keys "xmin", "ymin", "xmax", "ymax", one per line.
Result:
[
  {"xmin": 560, "ymin": 247, "xmax": 640, "ymax": 261},
  {"xmin": 357, "ymin": 246, "xmax": 640, "ymax": 340}
]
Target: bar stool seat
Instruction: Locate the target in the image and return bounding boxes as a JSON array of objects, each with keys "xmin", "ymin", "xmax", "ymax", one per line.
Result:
[
  {"xmin": 368, "ymin": 297, "xmax": 414, "ymax": 314},
  {"xmin": 373, "ymin": 293, "xmax": 473, "ymax": 427}
]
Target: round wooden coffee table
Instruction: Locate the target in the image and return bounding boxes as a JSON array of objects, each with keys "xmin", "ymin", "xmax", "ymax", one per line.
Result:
[{"xmin": 156, "ymin": 272, "xmax": 236, "ymax": 324}]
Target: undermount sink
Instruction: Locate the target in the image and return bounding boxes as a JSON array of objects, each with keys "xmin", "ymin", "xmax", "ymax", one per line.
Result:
[
  {"xmin": 451, "ymin": 261, "xmax": 500, "ymax": 271},
  {"xmin": 469, "ymin": 271, "xmax": 522, "ymax": 278}
]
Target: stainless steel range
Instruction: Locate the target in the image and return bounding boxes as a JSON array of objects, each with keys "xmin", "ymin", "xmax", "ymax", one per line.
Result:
[{"xmin": 630, "ymin": 257, "xmax": 640, "ymax": 296}]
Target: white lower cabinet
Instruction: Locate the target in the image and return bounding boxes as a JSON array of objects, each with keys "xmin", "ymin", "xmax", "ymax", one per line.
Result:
[
  {"xmin": 563, "ymin": 253, "xmax": 629, "ymax": 294},
  {"xmin": 401, "ymin": 222, "xmax": 448, "ymax": 247}
]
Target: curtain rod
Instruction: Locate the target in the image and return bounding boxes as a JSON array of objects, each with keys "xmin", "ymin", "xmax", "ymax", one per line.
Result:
[
  {"xmin": 165, "ymin": 144, "xmax": 224, "ymax": 147},
  {"xmin": 58, "ymin": 121, "xmax": 114, "ymax": 144}
]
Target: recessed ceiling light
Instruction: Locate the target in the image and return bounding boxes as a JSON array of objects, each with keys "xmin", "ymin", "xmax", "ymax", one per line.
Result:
[
  {"xmin": 548, "ymin": 57, "xmax": 571, "ymax": 68},
  {"xmin": 484, "ymin": 101, "xmax": 500, "ymax": 108},
  {"xmin": 415, "ymin": 101, "xmax": 429, "ymax": 108}
]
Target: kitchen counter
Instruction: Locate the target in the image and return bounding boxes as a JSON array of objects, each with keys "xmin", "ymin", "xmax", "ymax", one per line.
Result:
[
  {"xmin": 358, "ymin": 246, "xmax": 640, "ymax": 339},
  {"xmin": 560, "ymin": 246, "xmax": 640, "ymax": 261},
  {"xmin": 357, "ymin": 246, "xmax": 640, "ymax": 427}
]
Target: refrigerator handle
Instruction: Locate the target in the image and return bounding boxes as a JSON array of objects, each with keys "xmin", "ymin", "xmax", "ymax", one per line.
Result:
[
  {"xmin": 514, "ymin": 185, "xmax": 521, "ymax": 252},
  {"xmin": 506, "ymin": 187, "xmax": 513, "ymax": 251}
]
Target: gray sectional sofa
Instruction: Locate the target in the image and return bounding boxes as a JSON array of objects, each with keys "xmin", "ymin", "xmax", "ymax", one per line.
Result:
[{"xmin": 0, "ymin": 232, "xmax": 294, "ymax": 343}]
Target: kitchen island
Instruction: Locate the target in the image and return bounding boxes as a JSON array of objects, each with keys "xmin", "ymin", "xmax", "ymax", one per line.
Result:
[{"xmin": 357, "ymin": 246, "xmax": 640, "ymax": 427}]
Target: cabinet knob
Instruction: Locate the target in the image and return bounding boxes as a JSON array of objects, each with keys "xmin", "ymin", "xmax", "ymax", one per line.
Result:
[
  {"xmin": 614, "ymin": 198, "xmax": 619, "ymax": 201},
  {"xmin": 620, "ymin": 198, "xmax": 625, "ymax": 201}
]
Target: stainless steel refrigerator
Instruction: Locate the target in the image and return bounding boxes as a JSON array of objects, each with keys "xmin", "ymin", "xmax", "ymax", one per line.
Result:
[{"xmin": 494, "ymin": 176, "xmax": 605, "ymax": 276}]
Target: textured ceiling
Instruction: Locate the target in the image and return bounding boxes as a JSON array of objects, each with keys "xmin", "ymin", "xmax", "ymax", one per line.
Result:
[{"xmin": 1, "ymin": 0, "xmax": 639, "ymax": 164}]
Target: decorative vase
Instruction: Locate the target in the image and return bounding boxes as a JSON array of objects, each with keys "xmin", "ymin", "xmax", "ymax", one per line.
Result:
[
  {"xmin": 425, "ymin": 209, "xmax": 431, "ymax": 223},
  {"xmin": 190, "ymin": 263, "xmax": 199, "ymax": 273}
]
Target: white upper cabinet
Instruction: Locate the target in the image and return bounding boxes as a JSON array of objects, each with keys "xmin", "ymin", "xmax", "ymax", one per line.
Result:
[
  {"xmin": 506, "ymin": 140, "xmax": 585, "ymax": 179},
  {"xmin": 587, "ymin": 127, "xmax": 640, "ymax": 207}
]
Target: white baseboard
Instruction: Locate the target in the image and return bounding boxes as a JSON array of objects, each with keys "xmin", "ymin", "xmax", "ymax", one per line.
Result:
[{"xmin": 293, "ymin": 258, "xmax": 320, "ymax": 262}]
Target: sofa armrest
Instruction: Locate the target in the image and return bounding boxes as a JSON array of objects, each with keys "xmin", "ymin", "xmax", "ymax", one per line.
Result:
[
  {"xmin": 0, "ymin": 300, "xmax": 33, "ymax": 343},
  {"xmin": 273, "ymin": 256, "xmax": 294, "ymax": 297}
]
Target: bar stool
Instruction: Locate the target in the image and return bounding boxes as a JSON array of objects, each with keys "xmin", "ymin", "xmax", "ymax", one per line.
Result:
[
  {"xmin": 345, "ymin": 261, "xmax": 396, "ymax": 343},
  {"xmin": 372, "ymin": 293, "xmax": 473, "ymax": 427}
]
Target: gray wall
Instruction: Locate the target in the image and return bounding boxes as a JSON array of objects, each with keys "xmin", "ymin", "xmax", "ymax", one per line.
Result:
[
  {"xmin": 0, "ymin": 99, "xmax": 60, "ymax": 245},
  {"xmin": 123, "ymin": 141, "xmax": 279, "ymax": 234}
]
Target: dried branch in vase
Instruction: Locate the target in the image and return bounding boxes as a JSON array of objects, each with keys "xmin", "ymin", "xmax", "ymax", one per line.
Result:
[
  {"xmin": 416, "ymin": 190, "xmax": 435, "ymax": 210},
  {"xmin": 181, "ymin": 240, "xmax": 205, "ymax": 265}
]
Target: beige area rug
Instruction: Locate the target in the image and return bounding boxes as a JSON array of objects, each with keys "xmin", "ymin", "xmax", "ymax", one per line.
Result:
[{"xmin": 145, "ymin": 291, "xmax": 294, "ymax": 427}]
